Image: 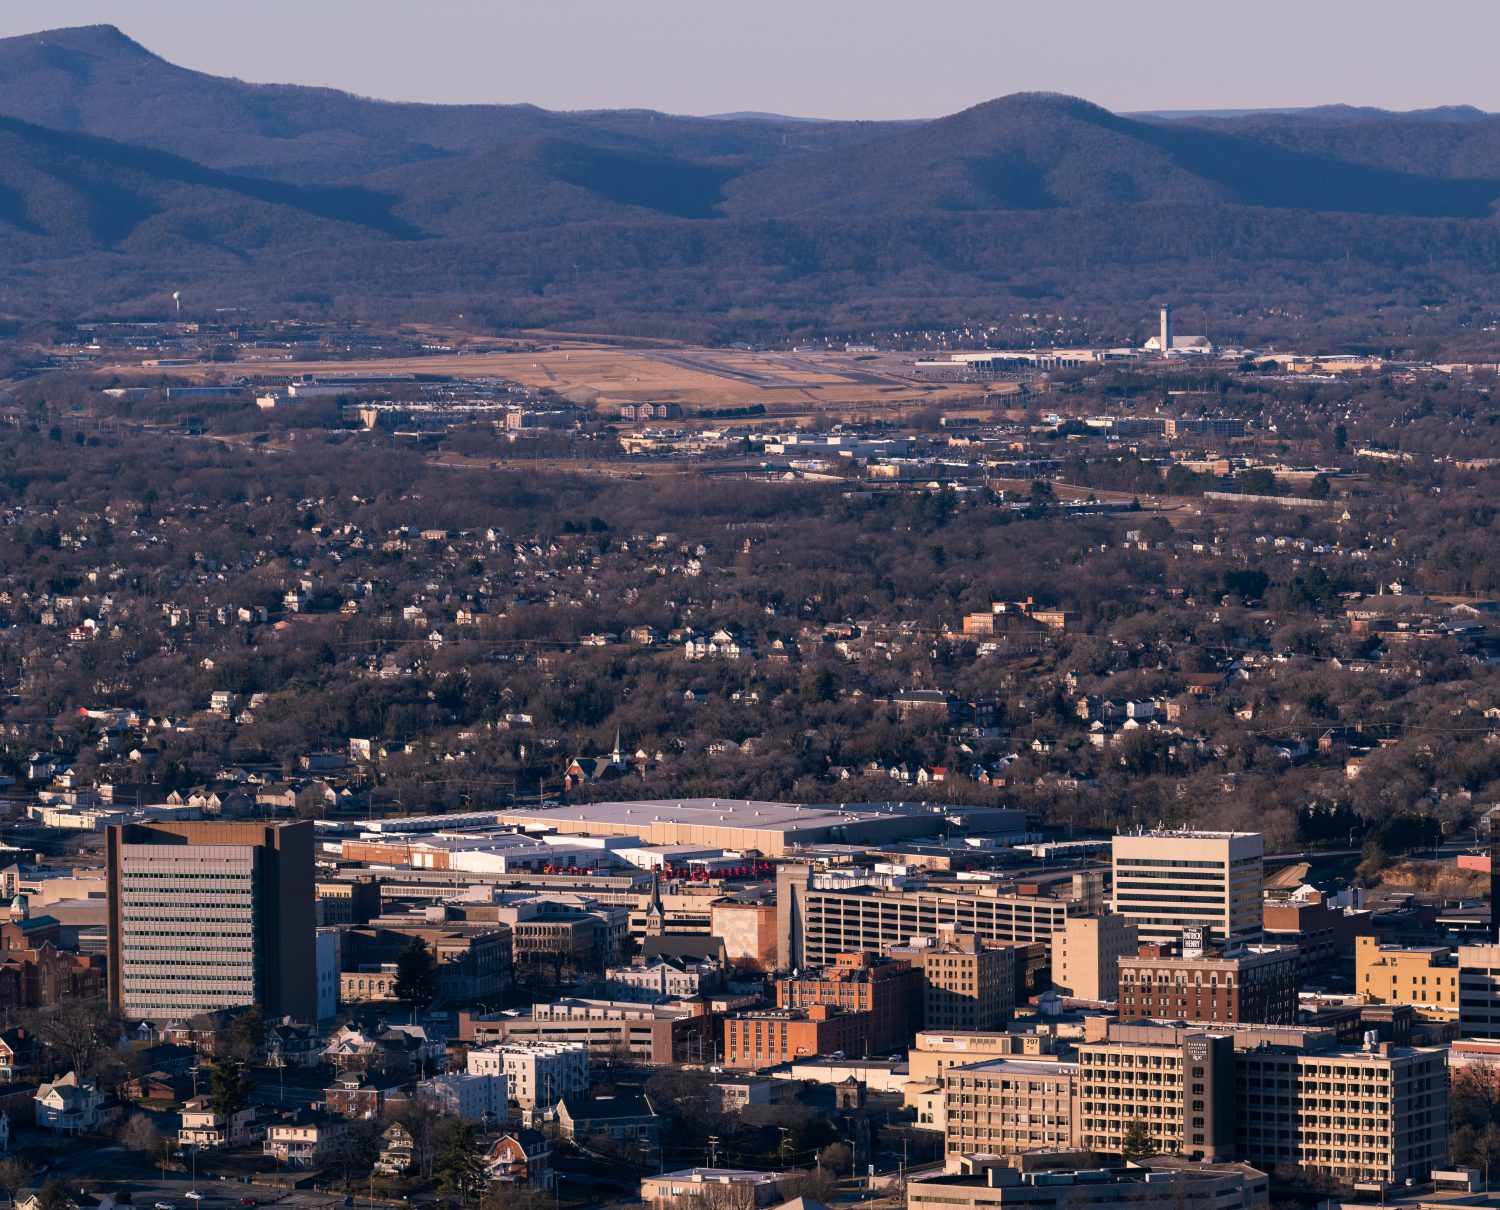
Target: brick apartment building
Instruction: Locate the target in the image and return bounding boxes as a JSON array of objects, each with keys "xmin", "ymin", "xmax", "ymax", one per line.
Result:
[
  {"xmin": 724, "ymin": 1004, "xmax": 870, "ymax": 1070},
  {"xmin": 775, "ymin": 951, "xmax": 921, "ymax": 1052},
  {"xmin": 1118, "ymin": 945, "xmax": 1299, "ymax": 1024}
]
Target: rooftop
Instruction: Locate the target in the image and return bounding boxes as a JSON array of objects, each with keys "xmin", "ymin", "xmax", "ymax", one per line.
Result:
[{"xmin": 500, "ymin": 798, "xmax": 924, "ymax": 832}]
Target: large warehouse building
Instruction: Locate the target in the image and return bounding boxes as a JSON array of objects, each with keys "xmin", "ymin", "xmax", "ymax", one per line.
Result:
[{"xmin": 492, "ymin": 799, "xmax": 1024, "ymax": 857}]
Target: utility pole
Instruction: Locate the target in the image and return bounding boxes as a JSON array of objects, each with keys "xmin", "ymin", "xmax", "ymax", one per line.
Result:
[{"xmin": 708, "ymin": 1135, "xmax": 720, "ymax": 1168}]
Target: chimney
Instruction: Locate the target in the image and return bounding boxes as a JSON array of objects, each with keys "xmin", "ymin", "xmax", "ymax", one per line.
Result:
[{"xmin": 1160, "ymin": 304, "xmax": 1173, "ymax": 354}]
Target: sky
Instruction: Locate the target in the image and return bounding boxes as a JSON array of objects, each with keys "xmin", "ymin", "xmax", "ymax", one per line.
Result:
[{"xmin": 0, "ymin": 0, "xmax": 1496, "ymax": 120}]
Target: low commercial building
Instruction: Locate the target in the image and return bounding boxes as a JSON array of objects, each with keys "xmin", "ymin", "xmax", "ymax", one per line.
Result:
[
  {"xmin": 340, "ymin": 918, "xmax": 512, "ymax": 1005},
  {"xmin": 494, "ymin": 798, "xmax": 995, "ymax": 857},
  {"xmin": 1263, "ymin": 891, "xmax": 1363, "ymax": 981},
  {"xmin": 641, "ymin": 1169, "xmax": 785, "ymax": 1210},
  {"xmin": 910, "ymin": 1155, "xmax": 1270, "ymax": 1210},
  {"xmin": 460, "ymin": 999, "xmax": 708, "ymax": 1065},
  {"xmin": 723, "ymin": 1004, "xmax": 870, "ymax": 1071}
]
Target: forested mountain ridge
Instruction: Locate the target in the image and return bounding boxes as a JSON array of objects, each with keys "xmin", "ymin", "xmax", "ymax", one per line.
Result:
[
  {"xmin": 0, "ymin": 24, "xmax": 894, "ymax": 183},
  {"xmin": 3, "ymin": 24, "xmax": 1500, "ymax": 348},
  {"xmin": 719, "ymin": 93, "xmax": 1500, "ymax": 219}
]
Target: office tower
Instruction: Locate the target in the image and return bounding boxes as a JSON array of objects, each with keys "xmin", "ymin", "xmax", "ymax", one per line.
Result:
[
  {"xmin": 1110, "ymin": 830, "xmax": 1264, "ymax": 948},
  {"xmin": 106, "ymin": 820, "xmax": 315, "ymax": 1021}
]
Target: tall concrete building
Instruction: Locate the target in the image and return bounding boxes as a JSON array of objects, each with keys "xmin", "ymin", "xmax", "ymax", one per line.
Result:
[
  {"xmin": 1051, "ymin": 913, "xmax": 1138, "ymax": 1002},
  {"xmin": 894, "ymin": 931, "xmax": 1015, "ymax": 1032},
  {"xmin": 106, "ymin": 821, "xmax": 315, "ymax": 1021},
  {"xmin": 1457, "ymin": 944, "xmax": 1500, "ymax": 1039},
  {"xmin": 1074, "ymin": 1020, "xmax": 1447, "ymax": 1186},
  {"xmin": 777, "ymin": 864, "xmax": 1086, "ymax": 971},
  {"xmin": 1110, "ymin": 830, "xmax": 1263, "ymax": 948},
  {"xmin": 943, "ymin": 1057, "xmax": 1081, "ymax": 1159}
]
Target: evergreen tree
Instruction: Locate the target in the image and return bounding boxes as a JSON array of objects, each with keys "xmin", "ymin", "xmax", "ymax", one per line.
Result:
[
  {"xmin": 224, "ymin": 1004, "xmax": 266, "ymax": 1063},
  {"xmin": 433, "ymin": 1119, "xmax": 485, "ymax": 1206},
  {"xmin": 1120, "ymin": 1121, "xmax": 1155, "ymax": 1162},
  {"xmin": 394, "ymin": 936, "xmax": 437, "ymax": 1012},
  {"xmin": 208, "ymin": 1058, "xmax": 250, "ymax": 1119}
]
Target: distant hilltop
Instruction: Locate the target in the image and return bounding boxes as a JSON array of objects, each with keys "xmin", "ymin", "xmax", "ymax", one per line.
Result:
[{"xmin": 2, "ymin": 24, "xmax": 1500, "ymax": 344}]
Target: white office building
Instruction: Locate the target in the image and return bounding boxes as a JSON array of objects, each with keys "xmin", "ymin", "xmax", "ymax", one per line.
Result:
[{"xmin": 1110, "ymin": 830, "xmax": 1264, "ymax": 947}]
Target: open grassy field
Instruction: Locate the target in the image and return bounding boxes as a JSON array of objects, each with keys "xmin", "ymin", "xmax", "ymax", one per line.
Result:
[{"xmin": 102, "ymin": 345, "xmax": 1015, "ymax": 417}]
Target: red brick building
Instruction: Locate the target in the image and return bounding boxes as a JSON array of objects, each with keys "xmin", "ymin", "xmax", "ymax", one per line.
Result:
[
  {"xmin": 1118, "ymin": 944, "xmax": 1300, "ymax": 1025},
  {"xmin": 723, "ymin": 1004, "xmax": 870, "ymax": 1070},
  {"xmin": 774, "ymin": 951, "xmax": 920, "ymax": 1052},
  {"xmin": 0, "ymin": 943, "xmax": 103, "ymax": 1012},
  {"xmin": 323, "ymin": 1070, "xmax": 407, "ymax": 1119},
  {"xmin": 1263, "ymin": 891, "xmax": 1368, "ymax": 981}
]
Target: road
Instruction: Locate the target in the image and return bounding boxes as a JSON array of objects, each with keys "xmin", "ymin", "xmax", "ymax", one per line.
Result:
[{"xmin": 1265, "ymin": 837, "xmax": 1479, "ymax": 864}]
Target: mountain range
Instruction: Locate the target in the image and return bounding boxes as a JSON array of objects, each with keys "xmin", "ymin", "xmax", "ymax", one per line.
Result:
[{"xmin": 4, "ymin": 23, "xmax": 1500, "ymax": 348}]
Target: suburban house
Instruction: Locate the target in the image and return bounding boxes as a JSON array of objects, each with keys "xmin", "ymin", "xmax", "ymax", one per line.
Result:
[
  {"xmin": 376, "ymin": 1121, "xmax": 425, "ymax": 1176},
  {"xmin": 34, "ymin": 1072, "xmax": 101, "ymax": 1135},
  {"xmin": 323, "ymin": 1070, "xmax": 408, "ymax": 1120},
  {"xmin": 484, "ymin": 1128, "xmax": 554, "ymax": 1190},
  {"xmin": 263, "ymin": 1111, "xmax": 347, "ymax": 1168},
  {"xmin": 178, "ymin": 1097, "xmax": 264, "ymax": 1150}
]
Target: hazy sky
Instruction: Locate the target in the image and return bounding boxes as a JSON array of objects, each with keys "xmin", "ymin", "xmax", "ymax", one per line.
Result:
[{"xmin": 1, "ymin": 0, "xmax": 1496, "ymax": 119}]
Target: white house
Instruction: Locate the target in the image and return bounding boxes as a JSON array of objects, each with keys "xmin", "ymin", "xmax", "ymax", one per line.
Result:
[{"xmin": 34, "ymin": 1072, "xmax": 101, "ymax": 1135}]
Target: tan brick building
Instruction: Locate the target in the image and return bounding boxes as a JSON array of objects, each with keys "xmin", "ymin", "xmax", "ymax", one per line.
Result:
[
  {"xmin": 1050, "ymin": 914, "xmax": 1137, "ymax": 1001},
  {"xmin": 1355, "ymin": 937, "xmax": 1458, "ymax": 1020},
  {"xmin": 942, "ymin": 1057, "xmax": 1080, "ymax": 1159}
]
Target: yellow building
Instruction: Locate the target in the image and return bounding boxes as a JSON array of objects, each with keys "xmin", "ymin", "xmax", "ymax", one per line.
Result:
[{"xmin": 1355, "ymin": 936, "xmax": 1458, "ymax": 1020}]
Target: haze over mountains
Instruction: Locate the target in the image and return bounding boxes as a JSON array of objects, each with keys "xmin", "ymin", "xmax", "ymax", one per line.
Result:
[{"xmin": 5, "ymin": 23, "xmax": 1500, "ymax": 349}]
